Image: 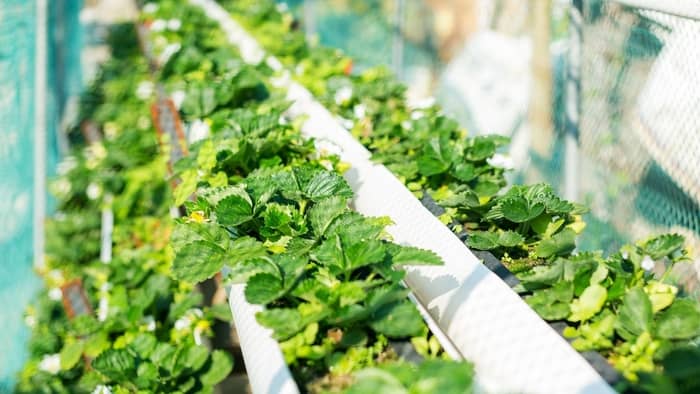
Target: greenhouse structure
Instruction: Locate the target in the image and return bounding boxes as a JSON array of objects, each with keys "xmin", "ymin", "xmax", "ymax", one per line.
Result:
[{"xmin": 1, "ymin": 0, "xmax": 699, "ymax": 393}]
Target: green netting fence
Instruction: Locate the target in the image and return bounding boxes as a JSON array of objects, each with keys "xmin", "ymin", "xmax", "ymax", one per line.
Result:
[{"xmin": 0, "ymin": 0, "xmax": 82, "ymax": 389}]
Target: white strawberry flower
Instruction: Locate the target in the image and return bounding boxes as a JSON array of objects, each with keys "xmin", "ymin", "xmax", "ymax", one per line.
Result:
[
  {"xmin": 410, "ymin": 110, "xmax": 424, "ymax": 120},
  {"xmin": 174, "ymin": 315, "xmax": 192, "ymax": 331},
  {"xmin": 150, "ymin": 19, "xmax": 167, "ymax": 32},
  {"xmin": 408, "ymin": 96, "xmax": 435, "ymax": 109},
  {"xmin": 334, "ymin": 86, "xmax": 353, "ymax": 105},
  {"xmin": 353, "ymin": 103, "xmax": 366, "ymax": 119},
  {"xmin": 57, "ymin": 156, "xmax": 77, "ymax": 175},
  {"xmin": 48, "ymin": 269, "xmax": 64, "ymax": 283},
  {"xmin": 143, "ymin": 3, "xmax": 158, "ymax": 14},
  {"xmin": 641, "ymin": 255, "xmax": 655, "ymax": 271},
  {"xmin": 487, "ymin": 153, "xmax": 514, "ymax": 170},
  {"xmin": 167, "ymin": 19, "xmax": 182, "ymax": 31},
  {"xmin": 188, "ymin": 119, "xmax": 210, "ymax": 144},
  {"xmin": 86, "ymin": 182, "xmax": 101, "ymax": 200},
  {"xmin": 193, "ymin": 325, "xmax": 204, "ymax": 345},
  {"xmin": 158, "ymin": 43, "xmax": 181, "ymax": 65},
  {"xmin": 38, "ymin": 354, "xmax": 61, "ymax": 374},
  {"xmin": 142, "ymin": 315, "xmax": 156, "ymax": 332},
  {"xmin": 92, "ymin": 384, "xmax": 113, "ymax": 394},
  {"xmin": 25, "ymin": 314, "xmax": 36, "ymax": 328},
  {"xmin": 48, "ymin": 288, "xmax": 63, "ymax": 301},
  {"xmin": 171, "ymin": 90, "xmax": 186, "ymax": 110},
  {"xmin": 276, "ymin": 3, "xmax": 289, "ymax": 13},
  {"xmin": 136, "ymin": 81, "xmax": 154, "ymax": 100}
]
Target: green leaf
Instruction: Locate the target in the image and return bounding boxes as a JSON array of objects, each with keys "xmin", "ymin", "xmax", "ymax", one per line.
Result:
[
  {"xmin": 498, "ymin": 231, "xmax": 525, "ymax": 247},
  {"xmin": 200, "ymin": 350, "xmax": 233, "ymax": 387},
  {"xmin": 519, "ymin": 259, "xmax": 565, "ymax": 289},
  {"xmin": 370, "ymin": 300, "xmax": 424, "ymax": 338},
  {"xmin": 60, "ymin": 341, "xmax": 84, "ymax": 370},
  {"xmin": 451, "ymin": 162, "xmax": 476, "ymax": 182},
  {"xmin": 417, "ymin": 137, "xmax": 455, "ymax": 176},
  {"xmin": 410, "ymin": 359, "xmax": 475, "ymax": 394},
  {"xmin": 500, "ymin": 197, "xmax": 544, "ymax": 223},
  {"xmin": 526, "ymin": 281, "xmax": 573, "ymax": 320},
  {"xmin": 534, "ymin": 228, "xmax": 577, "ymax": 259},
  {"xmin": 185, "ymin": 345, "xmax": 210, "ymax": 372},
  {"xmin": 172, "ymin": 240, "xmax": 227, "ymax": 283},
  {"xmin": 245, "ymin": 273, "xmax": 284, "ymax": 304},
  {"xmin": 257, "ymin": 304, "xmax": 328, "ymax": 340},
  {"xmin": 170, "ymin": 221, "xmax": 230, "ymax": 252},
  {"xmin": 660, "ymin": 347, "xmax": 700, "ymax": 381},
  {"xmin": 466, "ymin": 231, "xmax": 499, "ymax": 250},
  {"xmin": 568, "ymin": 284, "xmax": 607, "ymax": 322},
  {"xmin": 196, "ymin": 140, "xmax": 218, "ymax": 172},
  {"xmin": 645, "ymin": 281, "xmax": 677, "ymax": 313},
  {"xmin": 174, "ymin": 169, "xmax": 198, "ymax": 206},
  {"xmin": 641, "ymin": 234, "xmax": 685, "ymax": 260},
  {"xmin": 344, "ymin": 239, "xmax": 386, "ymax": 271},
  {"xmin": 347, "ymin": 368, "xmax": 408, "ymax": 394},
  {"xmin": 388, "ymin": 245, "xmax": 443, "ymax": 266},
  {"xmin": 209, "ymin": 303, "xmax": 233, "ymax": 322},
  {"xmin": 129, "ymin": 333, "xmax": 157, "ymax": 358},
  {"xmin": 182, "ymin": 84, "xmax": 217, "ymax": 118},
  {"xmin": 616, "ymin": 287, "xmax": 653, "ymax": 337},
  {"xmin": 655, "ymin": 299, "xmax": 700, "ymax": 339},
  {"xmin": 466, "ymin": 136, "xmax": 496, "ymax": 161},
  {"xmin": 92, "ymin": 349, "xmax": 136, "ymax": 381},
  {"xmin": 214, "ymin": 190, "xmax": 253, "ymax": 226},
  {"xmin": 134, "ymin": 362, "xmax": 158, "ymax": 389},
  {"xmin": 302, "ymin": 169, "xmax": 353, "ymax": 202},
  {"xmin": 83, "ymin": 332, "xmax": 110, "ymax": 358},
  {"xmin": 308, "ymin": 196, "xmax": 348, "ymax": 237},
  {"xmin": 312, "ymin": 236, "xmax": 345, "ymax": 272}
]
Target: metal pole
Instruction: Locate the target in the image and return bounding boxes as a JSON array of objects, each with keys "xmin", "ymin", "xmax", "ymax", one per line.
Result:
[
  {"xmin": 303, "ymin": 0, "xmax": 316, "ymax": 41},
  {"xmin": 564, "ymin": 1, "xmax": 583, "ymax": 202},
  {"xmin": 34, "ymin": 0, "xmax": 48, "ymax": 269}
]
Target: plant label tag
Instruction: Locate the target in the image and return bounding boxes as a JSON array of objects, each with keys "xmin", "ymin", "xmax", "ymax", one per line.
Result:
[{"xmin": 61, "ymin": 280, "xmax": 93, "ymax": 319}]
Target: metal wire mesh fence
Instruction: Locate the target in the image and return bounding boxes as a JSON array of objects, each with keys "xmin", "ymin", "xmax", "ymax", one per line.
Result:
[
  {"xmin": 576, "ymin": 1, "xmax": 700, "ymax": 289},
  {"xmin": 282, "ymin": 0, "xmax": 700, "ymax": 290}
]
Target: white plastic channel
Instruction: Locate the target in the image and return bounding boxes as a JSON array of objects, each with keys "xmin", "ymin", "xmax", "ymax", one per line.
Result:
[{"xmin": 190, "ymin": 1, "xmax": 615, "ymax": 393}]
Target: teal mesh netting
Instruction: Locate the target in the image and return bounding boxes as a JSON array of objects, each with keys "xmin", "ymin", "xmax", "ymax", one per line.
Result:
[{"xmin": 0, "ymin": 0, "xmax": 81, "ymax": 389}]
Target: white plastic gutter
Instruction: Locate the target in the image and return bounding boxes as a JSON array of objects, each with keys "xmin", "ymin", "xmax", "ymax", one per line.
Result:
[{"xmin": 189, "ymin": 1, "xmax": 616, "ymax": 393}]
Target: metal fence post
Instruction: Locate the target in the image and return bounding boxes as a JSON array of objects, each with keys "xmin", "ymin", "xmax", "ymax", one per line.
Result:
[{"xmin": 564, "ymin": 0, "xmax": 583, "ymax": 202}]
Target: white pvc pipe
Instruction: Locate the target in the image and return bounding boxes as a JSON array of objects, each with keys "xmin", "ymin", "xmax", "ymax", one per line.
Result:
[
  {"xmin": 226, "ymin": 284, "xmax": 299, "ymax": 394},
  {"xmin": 190, "ymin": 1, "xmax": 615, "ymax": 393}
]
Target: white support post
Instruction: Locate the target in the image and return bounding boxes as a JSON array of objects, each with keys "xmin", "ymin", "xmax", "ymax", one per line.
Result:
[{"xmin": 34, "ymin": 0, "xmax": 48, "ymax": 269}]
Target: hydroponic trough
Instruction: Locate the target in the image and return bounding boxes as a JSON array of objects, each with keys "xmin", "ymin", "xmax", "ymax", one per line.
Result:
[{"xmin": 186, "ymin": 1, "xmax": 616, "ymax": 393}]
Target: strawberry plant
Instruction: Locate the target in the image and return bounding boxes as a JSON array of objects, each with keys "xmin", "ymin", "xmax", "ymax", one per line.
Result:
[
  {"xmin": 211, "ymin": 0, "xmax": 700, "ymax": 390},
  {"xmin": 141, "ymin": 2, "xmax": 476, "ymax": 392},
  {"xmin": 16, "ymin": 24, "xmax": 233, "ymax": 394}
]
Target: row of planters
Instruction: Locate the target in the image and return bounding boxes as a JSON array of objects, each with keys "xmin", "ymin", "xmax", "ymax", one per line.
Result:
[
  {"xmin": 170, "ymin": 0, "xmax": 699, "ymax": 392},
  {"xmin": 15, "ymin": 26, "xmax": 233, "ymax": 394},
  {"xmin": 139, "ymin": 1, "xmax": 478, "ymax": 393}
]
